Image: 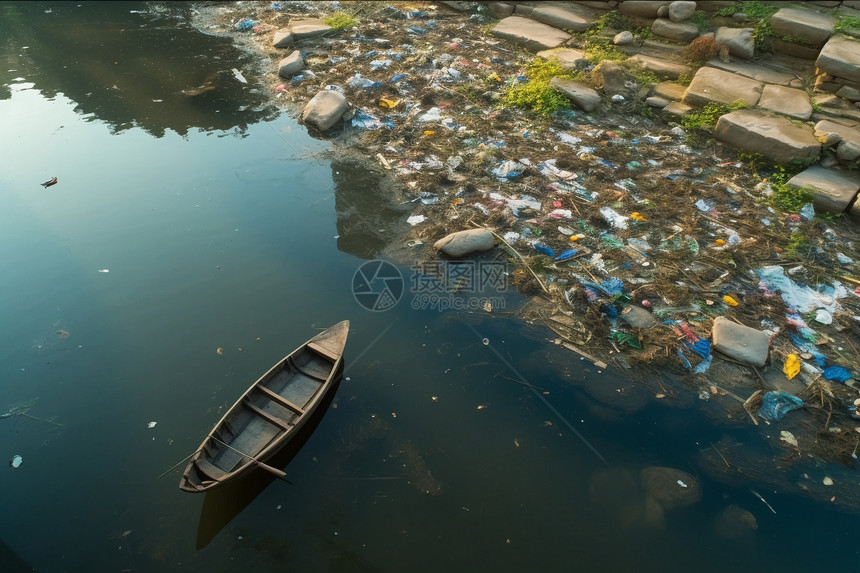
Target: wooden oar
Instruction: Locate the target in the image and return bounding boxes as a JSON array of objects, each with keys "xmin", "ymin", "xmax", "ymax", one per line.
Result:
[{"xmin": 211, "ymin": 437, "xmax": 288, "ymax": 480}]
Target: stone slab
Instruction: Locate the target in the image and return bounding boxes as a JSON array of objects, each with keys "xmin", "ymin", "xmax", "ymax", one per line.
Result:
[
  {"xmin": 704, "ymin": 59, "xmax": 797, "ymax": 86},
  {"xmin": 289, "ymin": 18, "xmax": 332, "ymax": 40},
  {"xmin": 277, "ymin": 50, "xmax": 304, "ymax": 78},
  {"xmin": 653, "ymin": 81, "xmax": 687, "ymax": 101},
  {"xmin": 536, "ymin": 47, "xmax": 587, "ymax": 70},
  {"xmin": 629, "ymin": 54, "xmax": 693, "ymax": 80},
  {"xmin": 662, "ymin": 101, "xmax": 692, "ymax": 116},
  {"xmin": 814, "ymin": 119, "xmax": 860, "ymax": 147},
  {"xmin": 651, "ymin": 18, "xmax": 699, "ymax": 43},
  {"xmin": 817, "ymin": 35, "xmax": 860, "ymax": 84},
  {"xmin": 711, "ymin": 317, "xmax": 770, "ymax": 367},
  {"xmin": 769, "ymin": 7, "xmax": 834, "ymax": 48},
  {"xmin": 526, "ymin": 3, "xmax": 602, "ymax": 33},
  {"xmin": 490, "ymin": 16, "xmax": 571, "ymax": 52},
  {"xmin": 757, "ymin": 85, "xmax": 812, "ymax": 120},
  {"xmin": 273, "ymin": 28, "xmax": 294, "ymax": 48},
  {"xmin": 683, "ymin": 67, "xmax": 763, "ymax": 108},
  {"xmin": 549, "ymin": 77, "xmax": 601, "ymax": 111},
  {"xmin": 618, "ymin": 1, "xmax": 665, "ymax": 18},
  {"xmin": 714, "ymin": 109, "xmax": 821, "ymax": 164},
  {"xmin": 787, "ymin": 165, "xmax": 860, "ymax": 213}
]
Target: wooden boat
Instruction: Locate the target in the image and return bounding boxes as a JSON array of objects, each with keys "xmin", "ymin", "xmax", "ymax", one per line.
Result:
[{"xmin": 179, "ymin": 320, "xmax": 349, "ymax": 493}]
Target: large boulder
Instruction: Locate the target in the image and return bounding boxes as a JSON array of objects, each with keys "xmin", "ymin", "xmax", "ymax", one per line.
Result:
[
  {"xmin": 433, "ymin": 229, "xmax": 495, "ymax": 258},
  {"xmin": 683, "ymin": 67, "xmax": 763, "ymax": 107},
  {"xmin": 590, "ymin": 61, "xmax": 628, "ymax": 96},
  {"xmin": 549, "ymin": 77, "xmax": 601, "ymax": 112},
  {"xmin": 301, "ymin": 90, "xmax": 349, "ymax": 132},
  {"xmin": 668, "ymin": 1, "xmax": 697, "ymax": 23},
  {"xmin": 272, "ymin": 28, "xmax": 294, "ymax": 48}
]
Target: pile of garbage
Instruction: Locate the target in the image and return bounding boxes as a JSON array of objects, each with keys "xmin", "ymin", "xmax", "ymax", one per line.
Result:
[{"xmin": 199, "ymin": 2, "xmax": 860, "ymax": 507}]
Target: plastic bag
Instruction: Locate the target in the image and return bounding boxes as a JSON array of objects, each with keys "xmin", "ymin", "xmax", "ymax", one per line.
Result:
[
  {"xmin": 822, "ymin": 366, "xmax": 852, "ymax": 382},
  {"xmin": 783, "ymin": 354, "xmax": 800, "ymax": 380},
  {"xmin": 758, "ymin": 391, "xmax": 804, "ymax": 422}
]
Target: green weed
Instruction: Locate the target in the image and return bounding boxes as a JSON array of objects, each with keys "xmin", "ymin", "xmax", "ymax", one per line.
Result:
[
  {"xmin": 834, "ymin": 15, "xmax": 860, "ymax": 33},
  {"xmin": 323, "ymin": 11, "xmax": 359, "ymax": 31},
  {"xmin": 503, "ymin": 57, "xmax": 575, "ymax": 116},
  {"xmin": 681, "ymin": 100, "xmax": 747, "ymax": 132}
]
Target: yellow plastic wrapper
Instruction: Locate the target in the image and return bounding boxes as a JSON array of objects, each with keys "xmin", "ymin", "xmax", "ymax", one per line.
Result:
[
  {"xmin": 723, "ymin": 295, "xmax": 739, "ymax": 306},
  {"xmin": 783, "ymin": 354, "xmax": 800, "ymax": 380},
  {"xmin": 630, "ymin": 212, "xmax": 647, "ymax": 221},
  {"xmin": 378, "ymin": 97, "xmax": 400, "ymax": 109}
]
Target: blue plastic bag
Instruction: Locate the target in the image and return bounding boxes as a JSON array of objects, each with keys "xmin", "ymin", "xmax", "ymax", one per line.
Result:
[
  {"xmin": 554, "ymin": 249, "xmax": 578, "ymax": 262},
  {"xmin": 759, "ymin": 391, "xmax": 804, "ymax": 422},
  {"xmin": 692, "ymin": 353, "xmax": 713, "ymax": 374},
  {"xmin": 823, "ymin": 366, "xmax": 852, "ymax": 382},
  {"xmin": 687, "ymin": 338, "xmax": 711, "ymax": 358},
  {"xmin": 534, "ymin": 244, "xmax": 554, "ymax": 257}
]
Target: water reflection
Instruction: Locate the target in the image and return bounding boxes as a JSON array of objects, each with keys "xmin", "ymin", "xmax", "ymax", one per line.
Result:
[
  {"xmin": 195, "ymin": 376, "xmax": 343, "ymax": 550},
  {"xmin": 0, "ymin": 1, "xmax": 278, "ymax": 136},
  {"xmin": 330, "ymin": 157, "xmax": 412, "ymax": 260}
]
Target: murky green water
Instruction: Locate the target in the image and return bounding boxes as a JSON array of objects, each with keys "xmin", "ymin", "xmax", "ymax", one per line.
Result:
[{"xmin": 1, "ymin": 3, "xmax": 857, "ymax": 572}]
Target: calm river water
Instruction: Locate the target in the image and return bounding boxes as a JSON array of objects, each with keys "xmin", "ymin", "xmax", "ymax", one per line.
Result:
[{"xmin": 0, "ymin": 3, "xmax": 856, "ymax": 572}]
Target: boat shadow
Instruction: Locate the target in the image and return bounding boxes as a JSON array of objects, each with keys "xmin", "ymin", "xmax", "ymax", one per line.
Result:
[{"xmin": 194, "ymin": 374, "xmax": 343, "ymax": 550}]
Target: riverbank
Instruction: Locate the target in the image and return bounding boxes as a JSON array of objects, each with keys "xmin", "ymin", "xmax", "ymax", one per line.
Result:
[{"xmin": 197, "ymin": 1, "xmax": 860, "ymax": 509}]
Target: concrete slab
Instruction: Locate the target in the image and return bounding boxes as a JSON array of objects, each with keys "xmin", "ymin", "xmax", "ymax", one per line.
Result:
[
  {"xmin": 714, "ymin": 109, "xmax": 821, "ymax": 164},
  {"xmin": 629, "ymin": 54, "xmax": 693, "ymax": 80},
  {"xmin": 704, "ymin": 59, "xmax": 798, "ymax": 86},
  {"xmin": 490, "ymin": 16, "xmax": 571, "ymax": 52},
  {"xmin": 653, "ymin": 81, "xmax": 687, "ymax": 101},
  {"xmin": 817, "ymin": 35, "xmax": 860, "ymax": 83},
  {"xmin": 770, "ymin": 7, "xmax": 834, "ymax": 48},
  {"xmin": 786, "ymin": 165, "xmax": 860, "ymax": 213},
  {"xmin": 683, "ymin": 67, "xmax": 763, "ymax": 108},
  {"xmin": 536, "ymin": 47, "xmax": 587, "ymax": 70},
  {"xmin": 527, "ymin": 2, "xmax": 602, "ymax": 33},
  {"xmin": 757, "ymin": 85, "xmax": 813, "ymax": 120}
]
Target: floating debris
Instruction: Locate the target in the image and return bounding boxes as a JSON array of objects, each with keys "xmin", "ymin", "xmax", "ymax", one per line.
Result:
[{"xmin": 9, "ymin": 455, "xmax": 22, "ymax": 469}]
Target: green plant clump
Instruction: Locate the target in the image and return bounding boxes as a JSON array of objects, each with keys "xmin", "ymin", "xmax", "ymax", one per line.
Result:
[
  {"xmin": 767, "ymin": 161, "xmax": 817, "ymax": 213},
  {"xmin": 681, "ymin": 100, "xmax": 747, "ymax": 132},
  {"xmin": 834, "ymin": 15, "xmax": 860, "ymax": 34},
  {"xmin": 503, "ymin": 57, "xmax": 575, "ymax": 116},
  {"xmin": 323, "ymin": 11, "xmax": 359, "ymax": 31}
]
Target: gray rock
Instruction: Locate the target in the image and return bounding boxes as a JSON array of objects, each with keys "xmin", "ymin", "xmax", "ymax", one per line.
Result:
[
  {"xmin": 836, "ymin": 85, "xmax": 860, "ymax": 101},
  {"xmin": 301, "ymin": 90, "xmax": 349, "ymax": 132},
  {"xmin": 619, "ymin": 1, "xmax": 666, "ymax": 18},
  {"xmin": 837, "ymin": 140, "xmax": 860, "ymax": 161},
  {"xmin": 630, "ymin": 54, "xmax": 693, "ymax": 80},
  {"xmin": 651, "ymin": 18, "xmax": 699, "ymax": 42},
  {"xmin": 757, "ymin": 85, "xmax": 812, "ymax": 120},
  {"xmin": 813, "ymin": 120, "xmax": 845, "ymax": 146},
  {"xmin": 657, "ymin": 5, "xmax": 669, "ymax": 18},
  {"xmin": 770, "ymin": 7, "xmax": 834, "ymax": 48},
  {"xmin": 486, "ymin": 2, "xmax": 516, "ymax": 19},
  {"xmin": 786, "ymin": 165, "xmax": 860, "ymax": 213},
  {"xmin": 714, "ymin": 109, "xmax": 821, "ymax": 164},
  {"xmin": 715, "ymin": 27, "xmax": 754, "ymax": 60},
  {"xmin": 528, "ymin": 2, "xmax": 602, "ymax": 32},
  {"xmin": 277, "ymin": 50, "xmax": 304, "ymax": 78},
  {"xmin": 620, "ymin": 305, "xmax": 657, "ymax": 328},
  {"xmin": 433, "ymin": 229, "xmax": 495, "ymax": 257},
  {"xmin": 549, "ymin": 77, "xmax": 601, "ymax": 112},
  {"xmin": 711, "ymin": 317, "xmax": 770, "ymax": 367},
  {"xmin": 683, "ymin": 66, "xmax": 763, "ymax": 107},
  {"xmin": 614, "ymin": 30, "xmax": 635, "ymax": 45},
  {"xmin": 490, "ymin": 16, "xmax": 571, "ymax": 52},
  {"xmin": 668, "ymin": 1, "xmax": 697, "ymax": 23},
  {"xmin": 653, "ymin": 81, "xmax": 687, "ymax": 101},
  {"xmin": 662, "ymin": 101, "xmax": 692, "ymax": 116},
  {"xmin": 591, "ymin": 60, "xmax": 628, "ymax": 96},
  {"xmin": 273, "ymin": 28, "xmax": 294, "ymax": 48},
  {"xmin": 536, "ymin": 47, "xmax": 587, "ymax": 70},
  {"xmin": 289, "ymin": 18, "xmax": 332, "ymax": 40},
  {"xmin": 706, "ymin": 58, "xmax": 798, "ymax": 86},
  {"xmin": 770, "ymin": 37, "xmax": 821, "ymax": 61},
  {"xmin": 817, "ymin": 36, "xmax": 860, "ymax": 84},
  {"xmin": 646, "ymin": 96, "xmax": 670, "ymax": 107}
]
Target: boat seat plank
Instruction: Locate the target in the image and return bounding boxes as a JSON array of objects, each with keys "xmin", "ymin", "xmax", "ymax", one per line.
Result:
[
  {"xmin": 307, "ymin": 341, "xmax": 340, "ymax": 362},
  {"xmin": 289, "ymin": 355, "xmax": 330, "ymax": 381},
  {"xmin": 195, "ymin": 457, "xmax": 230, "ymax": 480},
  {"xmin": 243, "ymin": 398, "xmax": 292, "ymax": 430},
  {"xmin": 257, "ymin": 385, "xmax": 305, "ymax": 415}
]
